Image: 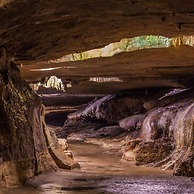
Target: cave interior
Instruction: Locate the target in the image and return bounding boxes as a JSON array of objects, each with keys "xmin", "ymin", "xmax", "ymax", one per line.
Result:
[{"xmin": 0, "ymin": 0, "xmax": 194, "ymax": 190}]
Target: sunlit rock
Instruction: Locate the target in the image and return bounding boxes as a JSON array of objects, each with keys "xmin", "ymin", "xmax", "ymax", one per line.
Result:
[
  {"xmin": 40, "ymin": 35, "xmax": 170, "ymax": 64},
  {"xmin": 30, "ymin": 76, "xmax": 66, "ymax": 92},
  {"xmin": 43, "ymin": 76, "xmax": 65, "ymax": 91}
]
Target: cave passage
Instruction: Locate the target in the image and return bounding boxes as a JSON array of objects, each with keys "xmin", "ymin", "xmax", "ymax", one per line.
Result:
[
  {"xmin": 3, "ymin": 140, "xmax": 194, "ymax": 194},
  {"xmin": 10, "ymin": 85, "xmax": 193, "ymax": 194},
  {"xmin": 1, "ymin": 1, "xmax": 194, "ymax": 192}
]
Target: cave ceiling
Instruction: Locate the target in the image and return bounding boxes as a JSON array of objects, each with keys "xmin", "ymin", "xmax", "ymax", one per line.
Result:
[{"xmin": 1, "ymin": 0, "xmax": 194, "ymax": 94}]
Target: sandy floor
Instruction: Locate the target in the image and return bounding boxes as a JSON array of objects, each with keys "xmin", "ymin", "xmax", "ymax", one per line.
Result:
[{"xmin": 1, "ymin": 139, "xmax": 193, "ymax": 194}]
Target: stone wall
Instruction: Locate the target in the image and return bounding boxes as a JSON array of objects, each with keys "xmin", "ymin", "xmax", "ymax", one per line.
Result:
[{"xmin": 0, "ymin": 48, "xmax": 56, "ymax": 188}]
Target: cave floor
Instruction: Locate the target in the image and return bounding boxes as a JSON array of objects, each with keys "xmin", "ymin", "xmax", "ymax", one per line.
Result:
[{"xmin": 1, "ymin": 139, "xmax": 193, "ymax": 194}]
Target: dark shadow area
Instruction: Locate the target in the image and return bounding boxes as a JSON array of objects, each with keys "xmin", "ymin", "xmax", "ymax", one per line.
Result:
[{"xmin": 45, "ymin": 111, "xmax": 73, "ymax": 127}]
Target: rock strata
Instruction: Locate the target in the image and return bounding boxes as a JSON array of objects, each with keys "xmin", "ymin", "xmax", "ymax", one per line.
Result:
[
  {"xmin": 62, "ymin": 88, "xmax": 194, "ymax": 177},
  {"xmin": 124, "ymin": 91, "xmax": 194, "ymax": 176},
  {"xmin": 0, "ymin": 48, "xmax": 79, "ymax": 188}
]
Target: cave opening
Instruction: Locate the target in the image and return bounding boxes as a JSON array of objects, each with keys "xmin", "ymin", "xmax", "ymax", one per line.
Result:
[
  {"xmin": 1, "ymin": 0, "xmax": 194, "ymax": 193},
  {"xmin": 1, "ymin": 34, "xmax": 194, "ymax": 193}
]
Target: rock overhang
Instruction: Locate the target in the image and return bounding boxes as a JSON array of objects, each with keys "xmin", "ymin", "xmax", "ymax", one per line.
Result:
[{"xmin": 1, "ymin": 0, "xmax": 194, "ymax": 93}]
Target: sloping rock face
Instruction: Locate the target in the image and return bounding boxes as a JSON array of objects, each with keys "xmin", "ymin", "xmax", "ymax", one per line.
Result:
[
  {"xmin": 0, "ymin": 48, "xmax": 81, "ymax": 188},
  {"xmin": 122, "ymin": 89, "xmax": 194, "ymax": 177},
  {"xmin": 63, "ymin": 88, "xmax": 194, "ymax": 176},
  {"xmin": 59, "ymin": 94, "xmax": 144, "ymax": 138},
  {"xmin": 67, "ymin": 94, "xmax": 144, "ymax": 124},
  {"xmin": 140, "ymin": 99, "xmax": 194, "ymax": 176},
  {"xmin": 0, "ymin": 48, "xmax": 57, "ymax": 188},
  {"xmin": 41, "ymin": 106, "xmax": 80, "ymax": 169}
]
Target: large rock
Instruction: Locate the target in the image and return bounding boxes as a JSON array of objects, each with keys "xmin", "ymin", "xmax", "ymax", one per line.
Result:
[
  {"xmin": 67, "ymin": 94, "xmax": 144, "ymax": 124},
  {"xmin": 140, "ymin": 96, "xmax": 194, "ymax": 176},
  {"xmin": 120, "ymin": 88, "xmax": 194, "ymax": 177},
  {"xmin": 0, "ymin": 48, "xmax": 57, "ymax": 188},
  {"xmin": 0, "ymin": 48, "xmax": 79, "ymax": 188}
]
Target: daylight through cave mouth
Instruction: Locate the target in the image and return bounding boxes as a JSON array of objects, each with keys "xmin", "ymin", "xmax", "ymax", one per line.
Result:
[
  {"xmin": 29, "ymin": 35, "xmax": 194, "ymax": 72},
  {"xmin": 1, "ymin": 1, "xmax": 194, "ymax": 192}
]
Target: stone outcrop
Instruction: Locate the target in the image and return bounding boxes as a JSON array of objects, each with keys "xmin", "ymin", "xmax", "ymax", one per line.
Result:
[
  {"xmin": 67, "ymin": 94, "xmax": 144, "ymax": 124},
  {"xmin": 122, "ymin": 89, "xmax": 194, "ymax": 177},
  {"xmin": 0, "ymin": 48, "xmax": 57, "ymax": 187},
  {"xmin": 0, "ymin": 48, "xmax": 79, "ymax": 188},
  {"xmin": 59, "ymin": 93, "xmax": 144, "ymax": 139},
  {"xmin": 63, "ymin": 88, "xmax": 194, "ymax": 177}
]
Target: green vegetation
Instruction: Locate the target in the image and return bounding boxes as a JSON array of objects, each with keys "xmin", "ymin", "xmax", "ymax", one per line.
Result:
[{"xmin": 48, "ymin": 35, "xmax": 194, "ymax": 64}]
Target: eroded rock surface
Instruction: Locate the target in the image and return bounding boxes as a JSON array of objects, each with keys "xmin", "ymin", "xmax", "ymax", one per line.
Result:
[
  {"xmin": 0, "ymin": 48, "xmax": 57, "ymax": 188},
  {"xmin": 1, "ymin": 0, "xmax": 194, "ymax": 186},
  {"xmin": 0, "ymin": 48, "xmax": 79, "ymax": 188},
  {"xmin": 62, "ymin": 88, "xmax": 194, "ymax": 177},
  {"xmin": 124, "ymin": 90, "xmax": 194, "ymax": 176},
  {"xmin": 67, "ymin": 94, "xmax": 144, "ymax": 124}
]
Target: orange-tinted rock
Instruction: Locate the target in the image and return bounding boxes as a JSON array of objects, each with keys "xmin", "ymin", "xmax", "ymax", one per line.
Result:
[
  {"xmin": 0, "ymin": 48, "xmax": 79, "ymax": 188},
  {"xmin": 0, "ymin": 48, "xmax": 57, "ymax": 188}
]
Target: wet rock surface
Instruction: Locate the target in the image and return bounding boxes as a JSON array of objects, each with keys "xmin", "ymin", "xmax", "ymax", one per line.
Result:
[
  {"xmin": 1, "ymin": 0, "xmax": 194, "ymax": 191},
  {"xmin": 1, "ymin": 140, "xmax": 194, "ymax": 194},
  {"xmin": 0, "ymin": 48, "xmax": 57, "ymax": 188},
  {"xmin": 0, "ymin": 48, "xmax": 79, "ymax": 188},
  {"xmin": 59, "ymin": 88, "xmax": 194, "ymax": 177}
]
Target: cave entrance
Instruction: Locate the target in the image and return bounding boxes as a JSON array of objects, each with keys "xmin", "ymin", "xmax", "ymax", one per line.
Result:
[
  {"xmin": 1, "ymin": 34, "xmax": 194, "ymax": 192},
  {"xmin": 23, "ymin": 82, "xmax": 194, "ymax": 194}
]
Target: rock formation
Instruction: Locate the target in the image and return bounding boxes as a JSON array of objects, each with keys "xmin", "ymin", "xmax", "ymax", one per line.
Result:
[
  {"xmin": 62, "ymin": 88, "xmax": 194, "ymax": 176},
  {"xmin": 123, "ymin": 89, "xmax": 194, "ymax": 176},
  {"xmin": 0, "ymin": 47, "xmax": 55, "ymax": 187},
  {"xmin": 0, "ymin": 48, "xmax": 78, "ymax": 188},
  {"xmin": 1, "ymin": 0, "xmax": 194, "ymax": 187},
  {"xmin": 67, "ymin": 94, "xmax": 144, "ymax": 124}
]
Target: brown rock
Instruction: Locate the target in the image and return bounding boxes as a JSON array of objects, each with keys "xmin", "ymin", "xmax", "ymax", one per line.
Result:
[
  {"xmin": 119, "ymin": 114, "xmax": 145, "ymax": 131},
  {"xmin": 41, "ymin": 105, "xmax": 80, "ymax": 169},
  {"xmin": 0, "ymin": 48, "xmax": 56, "ymax": 188},
  {"xmin": 135, "ymin": 141, "xmax": 173, "ymax": 165}
]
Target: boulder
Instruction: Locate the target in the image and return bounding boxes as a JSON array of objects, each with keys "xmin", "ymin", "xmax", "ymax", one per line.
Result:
[
  {"xmin": 119, "ymin": 114, "xmax": 145, "ymax": 131},
  {"xmin": 66, "ymin": 94, "xmax": 144, "ymax": 124}
]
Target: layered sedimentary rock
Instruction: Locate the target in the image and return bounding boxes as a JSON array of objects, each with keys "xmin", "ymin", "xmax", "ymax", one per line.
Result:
[
  {"xmin": 123, "ymin": 89, "xmax": 194, "ymax": 176},
  {"xmin": 63, "ymin": 88, "xmax": 194, "ymax": 176},
  {"xmin": 0, "ymin": 48, "xmax": 79, "ymax": 188},
  {"xmin": 1, "ymin": 0, "xmax": 194, "ymax": 184},
  {"xmin": 0, "ymin": 48, "xmax": 57, "ymax": 187}
]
